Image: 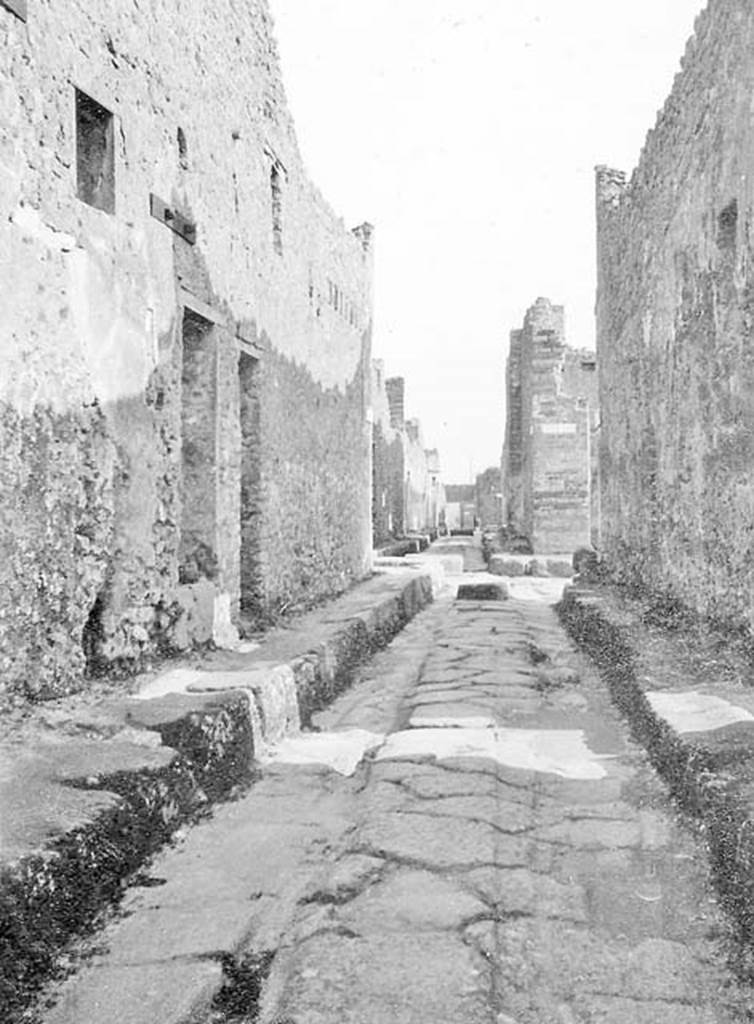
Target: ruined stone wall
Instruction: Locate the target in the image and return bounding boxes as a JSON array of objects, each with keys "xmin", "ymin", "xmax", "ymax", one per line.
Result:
[
  {"xmin": 503, "ymin": 298, "xmax": 595, "ymax": 553},
  {"xmin": 370, "ymin": 367, "xmax": 442, "ymax": 542},
  {"xmin": 476, "ymin": 467, "xmax": 502, "ymax": 529},
  {"xmin": 502, "ymin": 329, "xmax": 524, "ymax": 529},
  {"xmin": 371, "ymin": 361, "xmax": 405, "ymax": 545},
  {"xmin": 404, "ymin": 419, "xmax": 429, "ymax": 533},
  {"xmin": 596, "ymin": 0, "xmax": 754, "ymax": 627},
  {"xmin": 0, "ymin": 0, "xmax": 373, "ymax": 697}
]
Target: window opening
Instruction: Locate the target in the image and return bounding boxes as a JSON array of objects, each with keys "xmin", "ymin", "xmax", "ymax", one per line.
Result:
[
  {"xmin": 177, "ymin": 126, "xmax": 188, "ymax": 170},
  {"xmin": 75, "ymin": 88, "xmax": 115, "ymax": 213}
]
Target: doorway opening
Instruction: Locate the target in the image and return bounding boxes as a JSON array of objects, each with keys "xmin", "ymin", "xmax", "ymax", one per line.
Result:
[{"xmin": 179, "ymin": 309, "xmax": 218, "ymax": 584}]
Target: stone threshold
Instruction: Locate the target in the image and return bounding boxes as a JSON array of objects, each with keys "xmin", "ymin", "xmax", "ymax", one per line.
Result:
[
  {"xmin": 558, "ymin": 583, "xmax": 754, "ymax": 961},
  {"xmin": 0, "ymin": 570, "xmax": 434, "ymax": 1023}
]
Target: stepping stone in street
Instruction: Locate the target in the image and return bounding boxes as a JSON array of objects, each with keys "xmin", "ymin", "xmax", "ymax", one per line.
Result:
[{"xmin": 456, "ymin": 582, "xmax": 509, "ymax": 601}]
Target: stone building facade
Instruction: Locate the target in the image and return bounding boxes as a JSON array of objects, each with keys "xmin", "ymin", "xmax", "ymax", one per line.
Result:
[
  {"xmin": 595, "ymin": 0, "xmax": 754, "ymax": 628},
  {"xmin": 1, "ymin": 0, "xmax": 374, "ymax": 698},
  {"xmin": 370, "ymin": 365, "xmax": 443, "ymax": 544},
  {"xmin": 371, "ymin": 363, "xmax": 405, "ymax": 546},
  {"xmin": 502, "ymin": 298, "xmax": 598, "ymax": 553}
]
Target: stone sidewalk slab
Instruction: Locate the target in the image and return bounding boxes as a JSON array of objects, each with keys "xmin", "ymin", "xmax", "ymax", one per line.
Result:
[
  {"xmin": 0, "ymin": 566, "xmax": 434, "ymax": 1023},
  {"xmin": 559, "ymin": 582, "xmax": 754, "ymax": 949},
  {"xmin": 34, "ymin": 594, "xmax": 448, "ymax": 1024}
]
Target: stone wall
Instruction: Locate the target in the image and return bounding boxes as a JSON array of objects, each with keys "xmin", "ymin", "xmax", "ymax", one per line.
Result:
[
  {"xmin": 371, "ymin": 361, "xmax": 405, "ymax": 545},
  {"xmin": 0, "ymin": 0, "xmax": 373, "ymax": 697},
  {"xmin": 370, "ymin": 365, "xmax": 443, "ymax": 544},
  {"xmin": 502, "ymin": 298, "xmax": 597, "ymax": 553},
  {"xmin": 595, "ymin": 0, "xmax": 754, "ymax": 628},
  {"xmin": 475, "ymin": 467, "xmax": 502, "ymax": 529}
]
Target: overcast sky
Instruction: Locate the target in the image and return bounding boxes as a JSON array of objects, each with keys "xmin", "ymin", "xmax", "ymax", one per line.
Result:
[{"xmin": 270, "ymin": 0, "xmax": 705, "ymax": 482}]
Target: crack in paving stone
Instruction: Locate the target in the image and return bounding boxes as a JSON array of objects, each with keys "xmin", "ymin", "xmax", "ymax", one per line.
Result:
[
  {"xmin": 299, "ymin": 856, "xmax": 387, "ymax": 908},
  {"xmin": 371, "ymin": 757, "xmax": 533, "ymax": 788},
  {"xmin": 345, "ymin": 845, "xmax": 527, "ymax": 878},
  {"xmin": 390, "ymin": 806, "xmax": 536, "ymax": 838}
]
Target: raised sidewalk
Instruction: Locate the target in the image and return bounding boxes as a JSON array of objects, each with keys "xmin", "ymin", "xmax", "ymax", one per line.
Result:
[
  {"xmin": 0, "ymin": 564, "xmax": 436, "ymax": 1021},
  {"xmin": 559, "ymin": 581, "xmax": 754, "ymax": 957}
]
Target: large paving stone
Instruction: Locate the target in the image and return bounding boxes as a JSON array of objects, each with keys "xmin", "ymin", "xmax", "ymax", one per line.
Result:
[
  {"xmin": 44, "ymin": 961, "xmax": 224, "ymax": 1024},
  {"xmin": 267, "ymin": 932, "xmax": 491, "ymax": 1024},
  {"xmin": 336, "ymin": 869, "xmax": 487, "ymax": 933},
  {"xmin": 355, "ymin": 812, "xmax": 519, "ymax": 870}
]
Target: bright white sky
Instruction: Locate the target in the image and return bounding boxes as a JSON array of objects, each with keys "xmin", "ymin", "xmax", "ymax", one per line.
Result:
[{"xmin": 270, "ymin": 0, "xmax": 705, "ymax": 482}]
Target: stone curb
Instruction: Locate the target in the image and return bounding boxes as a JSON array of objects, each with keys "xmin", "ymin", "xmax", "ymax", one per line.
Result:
[
  {"xmin": 558, "ymin": 584, "xmax": 754, "ymax": 949},
  {"xmin": 1, "ymin": 571, "xmax": 434, "ymax": 1023}
]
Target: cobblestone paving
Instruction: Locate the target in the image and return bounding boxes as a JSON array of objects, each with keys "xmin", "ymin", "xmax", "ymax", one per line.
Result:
[{"xmin": 259, "ymin": 593, "xmax": 754, "ymax": 1024}]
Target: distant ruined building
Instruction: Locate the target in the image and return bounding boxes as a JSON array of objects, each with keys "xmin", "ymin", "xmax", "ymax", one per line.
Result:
[
  {"xmin": 444, "ymin": 485, "xmax": 477, "ymax": 534},
  {"xmin": 595, "ymin": 0, "xmax": 754, "ymax": 631},
  {"xmin": 1, "ymin": 0, "xmax": 376, "ymax": 698},
  {"xmin": 371, "ymin": 363, "xmax": 445, "ymax": 545},
  {"xmin": 502, "ymin": 298, "xmax": 598, "ymax": 553}
]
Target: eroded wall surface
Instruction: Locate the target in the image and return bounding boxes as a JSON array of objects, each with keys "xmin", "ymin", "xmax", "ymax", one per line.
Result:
[
  {"xmin": 502, "ymin": 298, "xmax": 597, "ymax": 552},
  {"xmin": 1, "ymin": 0, "xmax": 373, "ymax": 697},
  {"xmin": 370, "ymin": 367, "xmax": 443, "ymax": 544},
  {"xmin": 596, "ymin": 0, "xmax": 754, "ymax": 626},
  {"xmin": 371, "ymin": 362, "xmax": 404, "ymax": 545}
]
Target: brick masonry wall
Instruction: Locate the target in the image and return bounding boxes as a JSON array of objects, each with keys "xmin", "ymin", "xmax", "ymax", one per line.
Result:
[
  {"xmin": 0, "ymin": 0, "xmax": 373, "ymax": 697},
  {"xmin": 595, "ymin": 0, "xmax": 754, "ymax": 627}
]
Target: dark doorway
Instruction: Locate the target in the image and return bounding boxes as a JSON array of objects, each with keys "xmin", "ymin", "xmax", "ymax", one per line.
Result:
[{"xmin": 179, "ymin": 309, "xmax": 218, "ymax": 584}]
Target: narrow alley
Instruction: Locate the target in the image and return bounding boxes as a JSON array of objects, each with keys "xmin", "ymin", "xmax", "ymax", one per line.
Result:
[
  {"xmin": 39, "ymin": 539, "xmax": 754, "ymax": 1024},
  {"xmin": 7, "ymin": 2, "xmax": 754, "ymax": 1021}
]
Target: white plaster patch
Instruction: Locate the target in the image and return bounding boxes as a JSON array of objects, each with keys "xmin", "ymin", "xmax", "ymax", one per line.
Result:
[
  {"xmin": 11, "ymin": 204, "xmax": 76, "ymax": 252},
  {"xmin": 376, "ymin": 727, "xmax": 610, "ymax": 781},
  {"xmin": 507, "ymin": 578, "xmax": 570, "ymax": 603},
  {"xmin": 263, "ymin": 730, "xmax": 384, "ymax": 777},
  {"xmin": 540, "ymin": 422, "xmax": 577, "ymax": 435},
  {"xmin": 646, "ymin": 691, "xmax": 754, "ymax": 734},
  {"xmin": 134, "ymin": 668, "xmax": 204, "ymax": 700},
  {"xmin": 236, "ymin": 641, "xmax": 261, "ymax": 654}
]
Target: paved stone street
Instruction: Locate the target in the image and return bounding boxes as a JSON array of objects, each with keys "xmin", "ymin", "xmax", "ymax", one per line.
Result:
[
  {"xmin": 257, "ymin": 579, "xmax": 752, "ymax": 1024},
  {"xmin": 41, "ymin": 547, "xmax": 754, "ymax": 1024}
]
